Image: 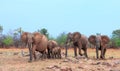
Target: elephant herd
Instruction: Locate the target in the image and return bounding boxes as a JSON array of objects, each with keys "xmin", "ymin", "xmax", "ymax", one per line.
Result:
[{"xmin": 21, "ymin": 32, "xmax": 110, "ymax": 62}]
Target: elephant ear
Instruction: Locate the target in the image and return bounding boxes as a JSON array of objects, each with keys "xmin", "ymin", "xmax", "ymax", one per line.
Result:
[
  {"xmin": 88, "ymin": 35, "xmax": 96, "ymax": 45},
  {"xmin": 73, "ymin": 32, "xmax": 81, "ymax": 40},
  {"xmin": 101, "ymin": 35, "xmax": 110, "ymax": 44}
]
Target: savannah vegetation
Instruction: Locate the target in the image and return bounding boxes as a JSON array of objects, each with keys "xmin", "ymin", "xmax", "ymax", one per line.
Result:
[{"xmin": 0, "ymin": 24, "xmax": 120, "ymax": 48}]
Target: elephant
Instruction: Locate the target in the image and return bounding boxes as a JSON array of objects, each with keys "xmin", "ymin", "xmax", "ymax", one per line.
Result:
[
  {"xmin": 47, "ymin": 40, "xmax": 58, "ymax": 58},
  {"xmin": 65, "ymin": 32, "xmax": 88, "ymax": 58},
  {"xmin": 21, "ymin": 32, "xmax": 48, "ymax": 62},
  {"xmin": 52, "ymin": 46, "xmax": 61, "ymax": 59},
  {"xmin": 88, "ymin": 35, "xmax": 110, "ymax": 59}
]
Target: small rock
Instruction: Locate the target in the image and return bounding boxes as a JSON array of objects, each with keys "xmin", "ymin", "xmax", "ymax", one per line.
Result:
[
  {"xmin": 53, "ymin": 65, "xmax": 61, "ymax": 69},
  {"xmin": 114, "ymin": 60, "xmax": 120, "ymax": 65},
  {"xmin": 91, "ymin": 62, "xmax": 101, "ymax": 65},
  {"xmin": 102, "ymin": 62, "xmax": 111, "ymax": 66},
  {"xmin": 109, "ymin": 69, "xmax": 120, "ymax": 71},
  {"xmin": 13, "ymin": 52, "xmax": 19, "ymax": 55},
  {"xmin": 46, "ymin": 66, "xmax": 54, "ymax": 69},
  {"xmin": 63, "ymin": 59, "xmax": 69, "ymax": 62},
  {"xmin": 60, "ymin": 67, "xmax": 72, "ymax": 71},
  {"xmin": 78, "ymin": 66, "xmax": 84, "ymax": 69},
  {"xmin": 109, "ymin": 57, "xmax": 114, "ymax": 59}
]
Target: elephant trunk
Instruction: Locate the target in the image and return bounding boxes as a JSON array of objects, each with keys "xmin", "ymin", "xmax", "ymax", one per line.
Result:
[{"xmin": 28, "ymin": 43, "xmax": 32, "ymax": 62}]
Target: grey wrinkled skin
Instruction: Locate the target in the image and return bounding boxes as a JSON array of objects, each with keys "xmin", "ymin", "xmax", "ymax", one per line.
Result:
[
  {"xmin": 65, "ymin": 32, "xmax": 88, "ymax": 58},
  {"xmin": 88, "ymin": 35, "xmax": 110, "ymax": 59}
]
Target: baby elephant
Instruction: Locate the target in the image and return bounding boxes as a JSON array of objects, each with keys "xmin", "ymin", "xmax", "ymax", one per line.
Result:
[{"xmin": 52, "ymin": 47, "xmax": 61, "ymax": 59}]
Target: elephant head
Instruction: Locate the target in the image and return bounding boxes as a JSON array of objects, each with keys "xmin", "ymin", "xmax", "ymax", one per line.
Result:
[
  {"xmin": 72, "ymin": 32, "xmax": 81, "ymax": 43},
  {"xmin": 21, "ymin": 32, "xmax": 28, "ymax": 47},
  {"xmin": 88, "ymin": 35, "xmax": 110, "ymax": 59},
  {"xmin": 21, "ymin": 32, "xmax": 33, "ymax": 62},
  {"xmin": 65, "ymin": 32, "xmax": 73, "ymax": 45}
]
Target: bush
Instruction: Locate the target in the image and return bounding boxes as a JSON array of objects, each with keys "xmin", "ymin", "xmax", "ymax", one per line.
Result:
[
  {"xmin": 2, "ymin": 36, "xmax": 13, "ymax": 47},
  {"xmin": 56, "ymin": 32, "xmax": 67, "ymax": 46}
]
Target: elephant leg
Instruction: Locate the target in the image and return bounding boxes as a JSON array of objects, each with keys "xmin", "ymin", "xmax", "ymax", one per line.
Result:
[
  {"xmin": 59, "ymin": 53, "xmax": 61, "ymax": 59},
  {"xmin": 65, "ymin": 45, "xmax": 68, "ymax": 57},
  {"xmin": 100, "ymin": 47, "xmax": 104, "ymax": 59},
  {"xmin": 54, "ymin": 53, "xmax": 56, "ymax": 58},
  {"xmin": 28, "ymin": 47, "xmax": 32, "ymax": 62},
  {"xmin": 43, "ymin": 51, "xmax": 47, "ymax": 59},
  {"xmin": 78, "ymin": 47, "xmax": 82, "ymax": 56},
  {"xmin": 32, "ymin": 46, "xmax": 36, "ymax": 60},
  {"xmin": 83, "ymin": 47, "xmax": 88, "ymax": 58},
  {"xmin": 74, "ymin": 46, "xmax": 77, "ymax": 57},
  {"xmin": 96, "ymin": 46, "xmax": 99, "ymax": 59},
  {"xmin": 47, "ymin": 49, "xmax": 51, "ymax": 58},
  {"xmin": 103, "ymin": 48, "xmax": 106, "ymax": 59}
]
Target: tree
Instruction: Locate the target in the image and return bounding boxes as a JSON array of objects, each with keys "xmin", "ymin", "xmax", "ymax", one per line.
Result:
[
  {"xmin": 2, "ymin": 36, "xmax": 13, "ymax": 47},
  {"xmin": 14, "ymin": 27, "xmax": 23, "ymax": 36},
  {"xmin": 0, "ymin": 25, "xmax": 3, "ymax": 34},
  {"xmin": 112, "ymin": 29, "xmax": 120, "ymax": 38},
  {"xmin": 38, "ymin": 28, "xmax": 49, "ymax": 38},
  {"xmin": 56, "ymin": 32, "xmax": 67, "ymax": 46},
  {"xmin": 0, "ymin": 25, "xmax": 3, "ymax": 47},
  {"xmin": 111, "ymin": 29, "xmax": 120, "ymax": 48}
]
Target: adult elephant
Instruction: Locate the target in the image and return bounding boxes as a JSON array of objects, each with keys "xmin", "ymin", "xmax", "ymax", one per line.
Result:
[
  {"xmin": 21, "ymin": 32, "xmax": 48, "ymax": 62},
  {"xmin": 47, "ymin": 40, "xmax": 58, "ymax": 58},
  {"xmin": 65, "ymin": 32, "xmax": 88, "ymax": 58},
  {"xmin": 88, "ymin": 35, "xmax": 110, "ymax": 59}
]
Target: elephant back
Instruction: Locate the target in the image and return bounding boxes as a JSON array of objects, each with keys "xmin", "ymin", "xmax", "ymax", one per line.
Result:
[
  {"xmin": 33, "ymin": 32, "xmax": 43, "ymax": 44},
  {"xmin": 80, "ymin": 34, "xmax": 88, "ymax": 45},
  {"xmin": 48, "ymin": 40, "xmax": 58, "ymax": 49}
]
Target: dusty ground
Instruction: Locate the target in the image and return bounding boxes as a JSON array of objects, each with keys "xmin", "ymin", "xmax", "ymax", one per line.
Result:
[{"xmin": 0, "ymin": 48, "xmax": 120, "ymax": 71}]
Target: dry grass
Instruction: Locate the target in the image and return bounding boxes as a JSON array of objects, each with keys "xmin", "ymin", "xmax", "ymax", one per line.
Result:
[{"xmin": 0, "ymin": 48, "xmax": 120, "ymax": 71}]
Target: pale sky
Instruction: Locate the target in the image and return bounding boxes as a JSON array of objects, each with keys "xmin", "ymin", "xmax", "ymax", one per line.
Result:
[{"xmin": 0, "ymin": 0, "xmax": 120, "ymax": 37}]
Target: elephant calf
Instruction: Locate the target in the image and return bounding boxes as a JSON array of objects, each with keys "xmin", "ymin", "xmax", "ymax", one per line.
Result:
[
  {"xmin": 52, "ymin": 46, "xmax": 61, "ymax": 59},
  {"xmin": 47, "ymin": 40, "xmax": 58, "ymax": 58}
]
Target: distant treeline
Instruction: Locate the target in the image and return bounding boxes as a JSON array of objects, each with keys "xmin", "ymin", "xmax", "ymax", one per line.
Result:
[{"xmin": 0, "ymin": 24, "xmax": 120, "ymax": 48}]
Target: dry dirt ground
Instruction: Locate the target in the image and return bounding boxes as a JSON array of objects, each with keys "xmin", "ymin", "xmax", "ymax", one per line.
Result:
[{"xmin": 0, "ymin": 48, "xmax": 120, "ymax": 71}]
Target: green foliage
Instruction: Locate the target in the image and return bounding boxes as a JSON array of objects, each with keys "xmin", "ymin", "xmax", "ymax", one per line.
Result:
[
  {"xmin": 111, "ymin": 29, "xmax": 120, "ymax": 47},
  {"xmin": 0, "ymin": 25, "xmax": 3, "ymax": 34},
  {"xmin": 112, "ymin": 29, "xmax": 120, "ymax": 38},
  {"xmin": 3, "ymin": 36, "xmax": 13, "ymax": 46},
  {"xmin": 111, "ymin": 38, "xmax": 120, "ymax": 47},
  {"xmin": 48, "ymin": 36, "xmax": 56, "ymax": 40},
  {"xmin": 56, "ymin": 32, "xmax": 67, "ymax": 46},
  {"xmin": 14, "ymin": 27, "xmax": 23, "ymax": 36},
  {"xmin": 38, "ymin": 28, "xmax": 49, "ymax": 38},
  {"xmin": 115, "ymin": 38, "xmax": 120, "ymax": 46}
]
